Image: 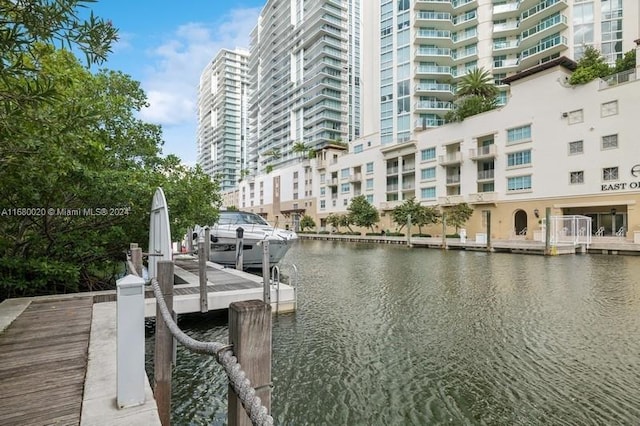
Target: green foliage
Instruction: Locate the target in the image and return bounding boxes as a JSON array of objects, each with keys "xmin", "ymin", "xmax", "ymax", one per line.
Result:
[
  {"xmin": 446, "ymin": 68, "xmax": 499, "ymax": 122},
  {"xmin": 265, "ymin": 164, "xmax": 274, "ymax": 174},
  {"xmin": 299, "ymin": 215, "xmax": 316, "ymax": 231},
  {"xmin": 442, "ymin": 203, "xmax": 474, "ymax": 232},
  {"xmin": 569, "ymin": 46, "xmax": 612, "ymax": 85},
  {"xmin": 614, "ymin": 49, "xmax": 636, "ymax": 73},
  {"xmin": 456, "ymin": 68, "xmax": 499, "ymax": 98},
  {"xmin": 326, "ymin": 213, "xmax": 351, "ymax": 232},
  {"xmin": 0, "ymin": 45, "xmax": 220, "ymax": 299},
  {"xmin": 152, "ymin": 156, "xmax": 220, "ymax": 242},
  {"xmin": 391, "ymin": 198, "xmax": 439, "ymax": 233},
  {"xmin": 347, "ymin": 195, "xmax": 379, "ymax": 232}
]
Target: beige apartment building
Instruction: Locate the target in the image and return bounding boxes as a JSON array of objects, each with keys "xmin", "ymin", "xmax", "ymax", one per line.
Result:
[{"xmin": 223, "ymin": 50, "xmax": 640, "ymax": 242}]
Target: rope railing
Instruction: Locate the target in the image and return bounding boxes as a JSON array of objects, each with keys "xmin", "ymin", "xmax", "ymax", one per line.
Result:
[{"xmin": 149, "ymin": 277, "xmax": 273, "ymax": 426}]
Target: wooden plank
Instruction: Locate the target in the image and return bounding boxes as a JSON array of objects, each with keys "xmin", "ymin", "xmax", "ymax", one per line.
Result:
[{"xmin": 0, "ymin": 296, "xmax": 92, "ymax": 426}]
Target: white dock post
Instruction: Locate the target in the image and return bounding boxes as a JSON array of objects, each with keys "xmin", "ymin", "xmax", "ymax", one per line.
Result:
[{"xmin": 116, "ymin": 274, "xmax": 146, "ymax": 408}]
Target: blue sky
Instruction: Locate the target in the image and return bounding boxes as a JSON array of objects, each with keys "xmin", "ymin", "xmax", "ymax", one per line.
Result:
[{"xmin": 88, "ymin": 1, "xmax": 265, "ymax": 165}]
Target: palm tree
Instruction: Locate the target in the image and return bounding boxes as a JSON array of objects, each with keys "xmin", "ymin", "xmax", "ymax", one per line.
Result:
[
  {"xmin": 263, "ymin": 148, "xmax": 281, "ymax": 160},
  {"xmin": 456, "ymin": 68, "xmax": 499, "ymax": 99},
  {"xmin": 292, "ymin": 141, "xmax": 309, "ymax": 160}
]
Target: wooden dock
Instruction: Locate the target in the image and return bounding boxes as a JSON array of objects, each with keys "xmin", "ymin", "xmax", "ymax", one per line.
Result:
[
  {"xmin": 0, "ymin": 296, "xmax": 93, "ymax": 425},
  {"xmin": 0, "ymin": 258, "xmax": 296, "ymax": 425},
  {"xmin": 145, "ymin": 257, "xmax": 297, "ymax": 316}
]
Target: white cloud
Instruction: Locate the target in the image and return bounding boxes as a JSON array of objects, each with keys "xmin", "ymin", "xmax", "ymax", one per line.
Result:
[{"xmin": 139, "ymin": 7, "xmax": 261, "ymax": 127}]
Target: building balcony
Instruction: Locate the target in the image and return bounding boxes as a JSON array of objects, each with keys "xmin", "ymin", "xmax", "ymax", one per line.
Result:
[
  {"xmin": 477, "ymin": 170, "xmax": 495, "ymax": 181},
  {"xmin": 415, "ymin": 29, "xmax": 452, "ymax": 47},
  {"xmin": 386, "ymin": 166, "xmax": 399, "ymax": 175},
  {"xmin": 519, "ymin": 14, "xmax": 568, "ymax": 51},
  {"xmin": 415, "ymin": 11, "xmax": 452, "ymax": 30},
  {"xmin": 415, "ymin": 100, "xmax": 454, "ymax": 113},
  {"xmin": 415, "ymin": 82, "xmax": 454, "ymax": 98},
  {"xmin": 451, "ymin": 28, "xmax": 478, "ymax": 45},
  {"xmin": 402, "ymin": 165, "xmax": 416, "ymax": 174},
  {"xmin": 415, "ymin": 0, "xmax": 453, "ymax": 12},
  {"xmin": 493, "ymin": 58, "xmax": 520, "ymax": 71},
  {"xmin": 521, "ymin": 0, "xmax": 567, "ymax": 24},
  {"xmin": 402, "ymin": 182, "xmax": 415, "ymax": 190},
  {"xmin": 493, "ymin": 1, "xmax": 519, "ymax": 17},
  {"xmin": 438, "ymin": 195, "xmax": 465, "ymax": 205},
  {"xmin": 415, "ymin": 117, "xmax": 446, "ymax": 130},
  {"xmin": 327, "ymin": 178, "xmax": 338, "ymax": 187},
  {"xmin": 493, "ymin": 39, "xmax": 520, "ymax": 54},
  {"xmin": 452, "ymin": 11, "xmax": 477, "ymax": 28},
  {"xmin": 315, "ymin": 159, "xmax": 326, "ymax": 170},
  {"xmin": 493, "ymin": 21, "xmax": 520, "ymax": 37},
  {"xmin": 519, "ymin": 35, "xmax": 568, "ymax": 68},
  {"xmin": 452, "ymin": 0, "xmax": 477, "ymax": 12},
  {"xmin": 451, "ymin": 47, "xmax": 478, "ymax": 63},
  {"xmin": 438, "ymin": 152, "xmax": 462, "ymax": 166},
  {"xmin": 467, "ymin": 192, "xmax": 498, "ymax": 204},
  {"xmin": 469, "ymin": 144, "xmax": 497, "ymax": 160},
  {"xmin": 415, "ymin": 47, "xmax": 453, "ymax": 64},
  {"xmin": 349, "ymin": 173, "xmax": 362, "ymax": 183},
  {"xmin": 446, "ymin": 175, "xmax": 461, "ymax": 185},
  {"xmin": 415, "ymin": 65, "xmax": 451, "ymax": 78},
  {"xmin": 386, "ymin": 184, "xmax": 399, "ymax": 192}
]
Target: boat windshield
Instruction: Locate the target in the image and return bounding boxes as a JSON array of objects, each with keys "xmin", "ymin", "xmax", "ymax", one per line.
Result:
[{"xmin": 218, "ymin": 211, "xmax": 271, "ymax": 226}]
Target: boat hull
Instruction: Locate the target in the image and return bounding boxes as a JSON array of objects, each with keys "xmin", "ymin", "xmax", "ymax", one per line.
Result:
[{"xmin": 209, "ymin": 238, "xmax": 292, "ymax": 268}]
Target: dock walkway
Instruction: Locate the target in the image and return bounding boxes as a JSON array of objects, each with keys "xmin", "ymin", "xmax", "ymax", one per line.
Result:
[
  {"xmin": 0, "ymin": 258, "xmax": 295, "ymax": 425},
  {"xmin": 0, "ymin": 296, "xmax": 93, "ymax": 425}
]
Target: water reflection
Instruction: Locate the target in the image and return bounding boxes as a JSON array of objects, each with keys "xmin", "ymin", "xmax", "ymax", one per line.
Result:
[{"xmin": 156, "ymin": 240, "xmax": 640, "ymax": 425}]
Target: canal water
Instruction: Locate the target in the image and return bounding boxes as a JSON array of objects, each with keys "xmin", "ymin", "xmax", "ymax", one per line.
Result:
[{"xmin": 151, "ymin": 240, "xmax": 640, "ymax": 425}]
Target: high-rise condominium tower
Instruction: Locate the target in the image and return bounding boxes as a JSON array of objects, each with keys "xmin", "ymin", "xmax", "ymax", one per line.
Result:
[
  {"xmin": 247, "ymin": 0, "xmax": 363, "ymax": 173},
  {"xmin": 380, "ymin": 0, "xmax": 638, "ymax": 145},
  {"xmin": 197, "ymin": 48, "xmax": 250, "ymax": 190}
]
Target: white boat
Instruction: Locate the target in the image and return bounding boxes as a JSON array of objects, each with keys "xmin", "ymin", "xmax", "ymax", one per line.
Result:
[{"xmin": 193, "ymin": 211, "xmax": 298, "ymax": 268}]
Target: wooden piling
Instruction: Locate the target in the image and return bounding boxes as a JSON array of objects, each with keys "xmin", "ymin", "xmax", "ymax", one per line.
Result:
[
  {"xmin": 228, "ymin": 300, "xmax": 272, "ymax": 426},
  {"xmin": 130, "ymin": 243, "xmax": 143, "ymax": 277},
  {"xmin": 154, "ymin": 261, "xmax": 174, "ymax": 426},
  {"xmin": 198, "ymin": 239, "xmax": 208, "ymax": 312}
]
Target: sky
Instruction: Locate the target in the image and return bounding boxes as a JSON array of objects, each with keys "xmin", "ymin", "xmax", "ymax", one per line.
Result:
[{"xmin": 88, "ymin": 1, "xmax": 266, "ymax": 166}]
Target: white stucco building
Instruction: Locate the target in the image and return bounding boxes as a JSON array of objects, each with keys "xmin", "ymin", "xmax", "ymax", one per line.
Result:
[
  {"xmin": 378, "ymin": 0, "xmax": 639, "ymax": 145},
  {"xmin": 224, "ymin": 50, "xmax": 640, "ymax": 241}
]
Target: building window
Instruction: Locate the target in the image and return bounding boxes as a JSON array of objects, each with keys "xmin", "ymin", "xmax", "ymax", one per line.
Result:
[
  {"xmin": 366, "ymin": 162, "xmax": 374, "ymax": 174},
  {"xmin": 568, "ymin": 109, "xmax": 583, "ymax": 124},
  {"xmin": 320, "ymin": 173, "xmax": 326, "ymax": 184},
  {"xmin": 601, "ymin": 100, "xmax": 618, "ymax": 117},
  {"xmin": 320, "ymin": 187, "xmax": 326, "ymax": 196},
  {"xmin": 421, "ymin": 187, "xmax": 436, "ymax": 199},
  {"xmin": 568, "ymin": 140, "xmax": 584, "ymax": 155},
  {"xmin": 341, "ymin": 168, "xmax": 349, "ymax": 179},
  {"xmin": 420, "ymin": 167, "xmax": 436, "ymax": 181},
  {"xmin": 421, "ymin": 147, "xmax": 436, "ymax": 161},
  {"xmin": 603, "ymin": 167, "xmax": 618, "ymax": 181},
  {"xmin": 507, "ymin": 175, "xmax": 532, "ymax": 191},
  {"xmin": 320, "ymin": 200, "xmax": 326, "ymax": 209},
  {"xmin": 507, "ymin": 125, "xmax": 531, "ymax": 144},
  {"xmin": 366, "ymin": 178, "xmax": 374, "ymax": 190},
  {"xmin": 507, "ymin": 150, "xmax": 531, "ymax": 167},
  {"xmin": 366, "ymin": 194, "xmax": 374, "ymax": 204},
  {"xmin": 343, "ymin": 198, "xmax": 348, "ymax": 206},
  {"xmin": 602, "ymin": 134, "xmax": 618, "ymax": 150},
  {"xmin": 570, "ymin": 171, "xmax": 584, "ymax": 184},
  {"xmin": 354, "ymin": 144, "xmax": 363, "ymax": 153},
  {"xmin": 341, "ymin": 183, "xmax": 350, "ymax": 193}
]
